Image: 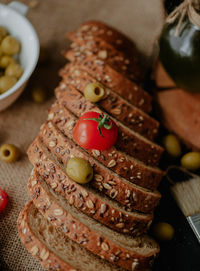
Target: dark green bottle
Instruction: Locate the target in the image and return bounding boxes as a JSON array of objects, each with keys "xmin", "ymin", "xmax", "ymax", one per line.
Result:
[{"xmin": 159, "ymin": 10, "xmax": 200, "ymax": 92}]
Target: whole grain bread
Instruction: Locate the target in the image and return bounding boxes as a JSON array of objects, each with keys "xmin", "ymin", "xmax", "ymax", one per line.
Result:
[
  {"xmin": 60, "ymin": 54, "xmax": 152, "ymax": 113},
  {"xmin": 70, "ymin": 21, "xmax": 139, "ymax": 63},
  {"xmin": 55, "ymin": 84, "xmax": 163, "ymax": 166},
  {"xmin": 59, "ymin": 65, "xmax": 159, "ymax": 141},
  {"xmin": 67, "ymin": 33, "xmax": 142, "ymax": 82},
  {"xmin": 27, "ymin": 138, "xmax": 153, "ymax": 235},
  {"xmin": 28, "ymin": 170, "xmax": 159, "ymax": 271},
  {"xmin": 39, "ymin": 122, "xmax": 161, "ymax": 213},
  {"xmin": 48, "ymin": 101, "xmax": 163, "ymax": 190},
  {"xmin": 18, "ymin": 201, "xmax": 126, "ymax": 271},
  {"xmin": 18, "ymin": 20, "xmax": 163, "ymax": 271}
]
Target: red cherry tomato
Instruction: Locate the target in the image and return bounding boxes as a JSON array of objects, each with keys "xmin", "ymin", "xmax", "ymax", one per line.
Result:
[
  {"xmin": 73, "ymin": 111, "xmax": 118, "ymax": 150},
  {"xmin": 0, "ymin": 188, "xmax": 8, "ymax": 214}
]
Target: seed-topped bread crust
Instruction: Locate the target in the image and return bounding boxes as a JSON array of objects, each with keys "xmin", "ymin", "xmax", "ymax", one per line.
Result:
[
  {"xmin": 39, "ymin": 121, "xmax": 161, "ymax": 213},
  {"xmin": 48, "ymin": 101, "xmax": 163, "ymax": 190},
  {"xmin": 27, "ymin": 170, "xmax": 160, "ymax": 271},
  {"xmin": 69, "ymin": 21, "xmax": 139, "ymax": 68},
  {"xmin": 67, "ymin": 32, "xmax": 142, "ymax": 82},
  {"xmin": 55, "ymin": 84, "xmax": 163, "ymax": 166},
  {"xmin": 60, "ymin": 54, "xmax": 152, "ymax": 113},
  {"xmin": 59, "ymin": 65, "xmax": 159, "ymax": 141},
  {"xmin": 27, "ymin": 139, "xmax": 153, "ymax": 235}
]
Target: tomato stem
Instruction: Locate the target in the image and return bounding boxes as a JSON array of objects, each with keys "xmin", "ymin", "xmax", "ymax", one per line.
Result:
[{"xmin": 85, "ymin": 114, "xmax": 113, "ymax": 137}]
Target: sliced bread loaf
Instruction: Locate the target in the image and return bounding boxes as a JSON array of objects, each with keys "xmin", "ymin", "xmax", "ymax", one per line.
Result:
[
  {"xmin": 39, "ymin": 122, "xmax": 161, "ymax": 213},
  {"xmin": 60, "ymin": 55, "xmax": 152, "ymax": 113},
  {"xmin": 44, "ymin": 114, "xmax": 163, "ymax": 190},
  {"xmin": 28, "ymin": 170, "xmax": 159, "ymax": 271},
  {"xmin": 55, "ymin": 84, "xmax": 163, "ymax": 166},
  {"xmin": 59, "ymin": 65, "xmax": 159, "ymax": 140},
  {"xmin": 27, "ymin": 138, "xmax": 153, "ymax": 235},
  {"xmin": 67, "ymin": 33, "xmax": 142, "ymax": 82},
  {"xmin": 18, "ymin": 201, "xmax": 125, "ymax": 271},
  {"xmin": 69, "ymin": 21, "xmax": 139, "ymax": 63}
]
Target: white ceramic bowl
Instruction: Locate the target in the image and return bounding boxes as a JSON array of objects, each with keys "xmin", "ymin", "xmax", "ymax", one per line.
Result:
[{"xmin": 0, "ymin": 1, "xmax": 39, "ymax": 111}]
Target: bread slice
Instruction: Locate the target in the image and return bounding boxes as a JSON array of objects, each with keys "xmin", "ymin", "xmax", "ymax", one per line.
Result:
[
  {"xmin": 39, "ymin": 122, "xmax": 161, "ymax": 213},
  {"xmin": 69, "ymin": 21, "xmax": 139, "ymax": 64},
  {"xmin": 67, "ymin": 32, "xmax": 142, "ymax": 82},
  {"xmin": 55, "ymin": 84, "xmax": 163, "ymax": 166},
  {"xmin": 60, "ymin": 56, "xmax": 152, "ymax": 114},
  {"xmin": 48, "ymin": 102, "xmax": 163, "ymax": 190},
  {"xmin": 27, "ymin": 138, "xmax": 153, "ymax": 235},
  {"xmin": 28, "ymin": 169, "xmax": 160, "ymax": 271},
  {"xmin": 18, "ymin": 201, "xmax": 126, "ymax": 271},
  {"xmin": 59, "ymin": 64, "xmax": 159, "ymax": 141}
]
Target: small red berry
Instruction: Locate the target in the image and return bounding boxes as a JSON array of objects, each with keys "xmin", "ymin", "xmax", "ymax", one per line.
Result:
[{"xmin": 0, "ymin": 188, "xmax": 8, "ymax": 214}]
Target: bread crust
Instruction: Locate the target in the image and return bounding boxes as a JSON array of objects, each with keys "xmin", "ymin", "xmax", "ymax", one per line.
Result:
[
  {"xmin": 67, "ymin": 31, "xmax": 143, "ymax": 82},
  {"xmin": 27, "ymin": 138, "xmax": 153, "ymax": 235},
  {"xmin": 48, "ymin": 102, "xmax": 163, "ymax": 190},
  {"xmin": 39, "ymin": 121, "xmax": 161, "ymax": 213},
  {"xmin": 28, "ymin": 170, "xmax": 159, "ymax": 271},
  {"xmin": 59, "ymin": 64, "xmax": 159, "ymax": 141},
  {"xmin": 72, "ymin": 21, "xmax": 138, "ymax": 62},
  {"xmin": 18, "ymin": 201, "xmax": 77, "ymax": 271},
  {"xmin": 55, "ymin": 84, "xmax": 163, "ymax": 166},
  {"xmin": 61, "ymin": 52, "xmax": 152, "ymax": 113}
]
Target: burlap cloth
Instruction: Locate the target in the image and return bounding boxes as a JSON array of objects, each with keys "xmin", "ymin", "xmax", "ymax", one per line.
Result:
[{"xmin": 0, "ymin": 1, "xmax": 164, "ymax": 270}]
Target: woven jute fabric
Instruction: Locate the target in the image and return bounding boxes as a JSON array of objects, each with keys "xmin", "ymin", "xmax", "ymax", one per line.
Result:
[{"xmin": 0, "ymin": 0, "xmax": 164, "ymax": 270}]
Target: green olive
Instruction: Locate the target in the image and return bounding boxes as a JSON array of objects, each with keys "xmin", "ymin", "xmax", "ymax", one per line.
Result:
[
  {"xmin": 5, "ymin": 63, "xmax": 23, "ymax": 79},
  {"xmin": 0, "ymin": 26, "xmax": 8, "ymax": 43},
  {"xmin": 153, "ymin": 222, "xmax": 174, "ymax": 241},
  {"xmin": 0, "ymin": 144, "xmax": 20, "ymax": 162},
  {"xmin": 66, "ymin": 157, "xmax": 93, "ymax": 184},
  {"xmin": 0, "ymin": 55, "xmax": 16, "ymax": 68},
  {"xmin": 181, "ymin": 152, "xmax": 200, "ymax": 171},
  {"xmin": 1, "ymin": 35, "xmax": 20, "ymax": 55},
  {"xmin": 84, "ymin": 82, "xmax": 105, "ymax": 103},
  {"xmin": 163, "ymin": 134, "xmax": 181, "ymax": 157},
  {"xmin": 0, "ymin": 76, "xmax": 17, "ymax": 93},
  {"xmin": 31, "ymin": 87, "xmax": 47, "ymax": 103}
]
